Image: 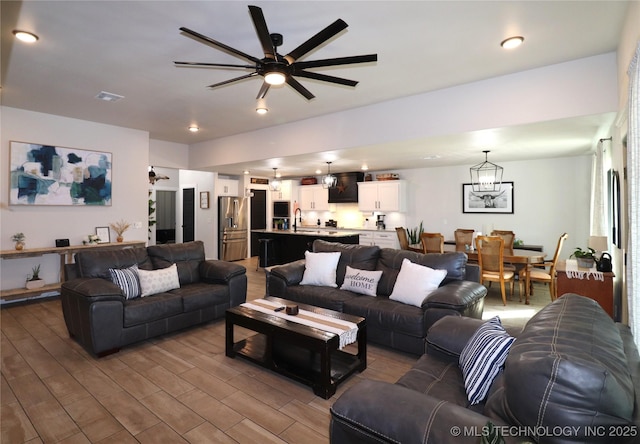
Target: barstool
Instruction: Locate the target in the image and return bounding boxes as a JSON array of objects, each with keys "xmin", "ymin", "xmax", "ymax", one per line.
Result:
[{"xmin": 257, "ymin": 238, "xmax": 274, "ymax": 270}]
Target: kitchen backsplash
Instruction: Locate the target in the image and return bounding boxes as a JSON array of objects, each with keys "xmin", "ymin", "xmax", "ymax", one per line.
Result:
[{"xmin": 299, "ymin": 203, "xmax": 406, "ymax": 230}]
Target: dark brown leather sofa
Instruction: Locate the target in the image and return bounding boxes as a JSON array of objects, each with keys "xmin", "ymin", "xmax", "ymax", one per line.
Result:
[
  {"xmin": 266, "ymin": 240, "xmax": 487, "ymax": 355},
  {"xmin": 330, "ymin": 294, "xmax": 640, "ymax": 444},
  {"xmin": 61, "ymin": 241, "xmax": 246, "ymax": 356}
]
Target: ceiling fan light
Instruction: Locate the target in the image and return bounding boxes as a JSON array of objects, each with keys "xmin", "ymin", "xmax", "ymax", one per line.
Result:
[
  {"xmin": 501, "ymin": 36, "xmax": 524, "ymax": 49},
  {"xmin": 265, "ymin": 71, "xmax": 286, "ymax": 86},
  {"xmin": 188, "ymin": 125, "xmax": 199, "ymax": 132},
  {"xmin": 256, "ymin": 107, "xmax": 268, "ymax": 114},
  {"xmin": 13, "ymin": 30, "xmax": 39, "ymax": 43}
]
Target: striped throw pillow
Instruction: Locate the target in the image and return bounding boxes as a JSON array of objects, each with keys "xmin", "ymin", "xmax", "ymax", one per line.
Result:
[
  {"xmin": 109, "ymin": 264, "xmax": 141, "ymax": 300},
  {"xmin": 459, "ymin": 316, "xmax": 515, "ymax": 405}
]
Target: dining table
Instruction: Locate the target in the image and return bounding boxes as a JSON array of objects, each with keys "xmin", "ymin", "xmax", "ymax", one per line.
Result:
[{"xmin": 443, "ymin": 244, "xmax": 546, "ymax": 304}]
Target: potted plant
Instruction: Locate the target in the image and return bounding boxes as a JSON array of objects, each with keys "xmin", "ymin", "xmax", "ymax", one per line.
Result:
[
  {"xmin": 11, "ymin": 232, "xmax": 26, "ymax": 250},
  {"xmin": 406, "ymin": 222, "xmax": 424, "ymax": 245},
  {"xmin": 25, "ymin": 264, "xmax": 45, "ymax": 290},
  {"xmin": 571, "ymin": 247, "xmax": 596, "ymax": 268},
  {"xmin": 110, "ymin": 219, "xmax": 131, "ymax": 242}
]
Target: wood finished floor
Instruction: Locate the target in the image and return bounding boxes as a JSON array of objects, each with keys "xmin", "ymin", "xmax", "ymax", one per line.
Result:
[{"xmin": 1, "ymin": 257, "xmax": 550, "ymax": 443}]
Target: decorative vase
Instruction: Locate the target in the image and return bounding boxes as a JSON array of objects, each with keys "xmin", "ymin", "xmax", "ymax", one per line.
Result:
[
  {"xmin": 576, "ymin": 257, "xmax": 595, "ymax": 269},
  {"xmin": 117, "ymin": 236, "xmax": 124, "ymax": 243},
  {"xmin": 25, "ymin": 279, "xmax": 45, "ymax": 290},
  {"xmin": 15, "ymin": 242, "xmax": 24, "ymax": 251}
]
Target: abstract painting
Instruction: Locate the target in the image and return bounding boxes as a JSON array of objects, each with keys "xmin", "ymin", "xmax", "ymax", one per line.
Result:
[{"xmin": 9, "ymin": 141, "xmax": 112, "ymax": 206}]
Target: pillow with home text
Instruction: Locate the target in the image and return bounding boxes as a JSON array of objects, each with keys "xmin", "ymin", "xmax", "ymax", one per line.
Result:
[{"xmin": 340, "ymin": 265, "xmax": 382, "ymax": 296}]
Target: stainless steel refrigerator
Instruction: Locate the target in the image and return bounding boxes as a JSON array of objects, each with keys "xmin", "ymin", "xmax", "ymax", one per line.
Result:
[{"xmin": 218, "ymin": 196, "xmax": 248, "ymax": 261}]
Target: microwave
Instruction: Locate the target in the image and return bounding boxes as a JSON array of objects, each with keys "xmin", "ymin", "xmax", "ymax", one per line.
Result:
[{"xmin": 273, "ymin": 201, "xmax": 290, "ymax": 218}]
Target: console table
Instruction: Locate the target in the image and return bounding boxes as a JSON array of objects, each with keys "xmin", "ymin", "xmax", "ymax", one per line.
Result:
[
  {"xmin": 0, "ymin": 241, "xmax": 145, "ymax": 303},
  {"xmin": 556, "ymin": 260, "xmax": 615, "ymax": 318}
]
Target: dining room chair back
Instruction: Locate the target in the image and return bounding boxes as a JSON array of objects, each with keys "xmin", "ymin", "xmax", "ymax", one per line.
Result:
[
  {"xmin": 420, "ymin": 232, "xmax": 445, "ymax": 253},
  {"xmin": 475, "ymin": 235, "xmax": 516, "ymax": 306},
  {"xmin": 454, "ymin": 229, "xmax": 474, "ymax": 249},
  {"xmin": 520, "ymin": 232, "xmax": 568, "ymax": 301},
  {"xmin": 491, "ymin": 230, "xmax": 515, "ymax": 250},
  {"xmin": 395, "ymin": 227, "xmax": 422, "ymax": 253}
]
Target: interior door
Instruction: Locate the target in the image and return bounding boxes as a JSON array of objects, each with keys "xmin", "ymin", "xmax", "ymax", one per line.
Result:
[
  {"xmin": 250, "ymin": 189, "xmax": 266, "ymax": 256},
  {"xmin": 182, "ymin": 187, "xmax": 195, "ymax": 242}
]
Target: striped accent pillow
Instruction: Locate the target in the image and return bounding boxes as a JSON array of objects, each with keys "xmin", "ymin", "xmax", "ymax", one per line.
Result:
[
  {"xmin": 459, "ymin": 316, "xmax": 515, "ymax": 405},
  {"xmin": 109, "ymin": 264, "xmax": 141, "ymax": 300}
]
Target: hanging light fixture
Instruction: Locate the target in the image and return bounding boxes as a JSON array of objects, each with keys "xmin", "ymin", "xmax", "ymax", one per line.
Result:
[
  {"xmin": 322, "ymin": 161, "xmax": 337, "ymax": 189},
  {"xmin": 469, "ymin": 150, "xmax": 503, "ymax": 193},
  {"xmin": 269, "ymin": 168, "xmax": 281, "ymax": 191}
]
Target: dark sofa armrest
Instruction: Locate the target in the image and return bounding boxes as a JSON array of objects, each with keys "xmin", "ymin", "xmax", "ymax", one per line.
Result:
[
  {"xmin": 266, "ymin": 260, "xmax": 306, "ymax": 297},
  {"xmin": 426, "ymin": 316, "xmax": 486, "ymax": 362},
  {"xmin": 423, "ymin": 280, "xmax": 486, "ymax": 311},
  {"xmin": 464, "ymin": 262, "xmax": 480, "ymax": 282},
  {"xmin": 331, "ymin": 379, "xmax": 517, "ymax": 444},
  {"xmin": 61, "ymin": 278, "xmax": 125, "ymax": 303},
  {"xmin": 199, "ymin": 260, "xmax": 246, "ymax": 284}
]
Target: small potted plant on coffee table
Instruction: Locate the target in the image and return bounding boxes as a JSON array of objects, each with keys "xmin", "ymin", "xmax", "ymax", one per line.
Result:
[
  {"xmin": 25, "ymin": 264, "xmax": 45, "ymax": 290},
  {"xmin": 571, "ymin": 247, "xmax": 596, "ymax": 269}
]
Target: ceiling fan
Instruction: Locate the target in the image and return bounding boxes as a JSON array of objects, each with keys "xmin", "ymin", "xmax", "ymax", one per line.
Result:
[{"xmin": 174, "ymin": 5, "xmax": 377, "ymax": 100}]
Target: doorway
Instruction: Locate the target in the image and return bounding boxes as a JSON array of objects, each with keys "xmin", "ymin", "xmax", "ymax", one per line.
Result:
[
  {"xmin": 183, "ymin": 188, "xmax": 195, "ymax": 242},
  {"xmin": 250, "ymin": 189, "xmax": 267, "ymax": 256},
  {"xmin": 155, "ymin": 190, "xmax": 176, "ymax": 244}
]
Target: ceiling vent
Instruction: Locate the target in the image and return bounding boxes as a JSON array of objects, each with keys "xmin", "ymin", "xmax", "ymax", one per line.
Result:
[{"xmin": 95, "ymin": 91, "xmax": 124, "ymax": 102}]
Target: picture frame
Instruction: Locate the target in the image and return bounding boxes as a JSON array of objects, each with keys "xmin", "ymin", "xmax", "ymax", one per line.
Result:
[
  {"xmin": 199, "ymin": 191, "xmax": 210, "ymax": 209},
  {"xmin": 9, "ymin": 141, "xmax": 112, "ymax": 206},
  {"xmin": 95, "ymin": 226, "xmax": 110, "ymax": 243},
  {"xmin": 462, "ymin": 182, "xmax": 514, "ymax": 214}
]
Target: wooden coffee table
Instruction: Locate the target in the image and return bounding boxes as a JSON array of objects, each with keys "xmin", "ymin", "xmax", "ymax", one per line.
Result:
[{"xmin": 225, "ymin": 296, "xmax": 367, "ymax": 399}]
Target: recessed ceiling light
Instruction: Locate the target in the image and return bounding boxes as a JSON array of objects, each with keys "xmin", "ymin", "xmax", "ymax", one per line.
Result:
[
  {"xmin": 188, "ymin": 125, "xmax": 199, "ymax": 132},
  {"xmin": 315, "ymin": 169, "xmax": 322, "ymax": 175},
  {"xmin": 361, "ymin": 165, "xmax": 369, "ymax": 171},
  {"xmin": 13, "ymin": 30, "xmax": 39, "ymax": 43},
  {"xmin": 243, "ymin": 170, "xmax": 250, "ymax": 175},
  {"xmin": 501, "ymin": 36, "xmax": 524, "ymax": 49},
  {"xmin": 256, "ymin": 107, "xmax": 268, "ymax": 115},
  {"xmin": 95, "ymin": 91, "xmax": 124, "ymax": 102},
  {"xmin": 423, "ymin": 155, "xmax": 441, "ymax": 160}
]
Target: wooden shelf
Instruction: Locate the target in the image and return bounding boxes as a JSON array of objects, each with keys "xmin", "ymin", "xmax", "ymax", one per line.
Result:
[{"xmin": 1, "ymin": 241, "xmax": 145, "ymax": 303}]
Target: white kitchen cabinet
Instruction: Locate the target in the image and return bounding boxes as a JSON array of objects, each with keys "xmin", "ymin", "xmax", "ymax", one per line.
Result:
[
  {"xmin": 299, "ymin": 185, "xmax": 329, "ymax": 211},
  {"xmin": 358, "ymin": 232, "xmax": 375, "ymax": 246},
  {"xmin": 357, "ymin": 181, "xmax": 407, "ymax": 212},
  {"xmin": 271, "ymin": 180, "xmax": 292, "ymax": 201},
  {"xmin": 217, "ymin": 178, "xmax": 239, "ymax": 196},
  {"xmin": 373, "ymin": 231, "xmax": 399, "ymax": 249}
]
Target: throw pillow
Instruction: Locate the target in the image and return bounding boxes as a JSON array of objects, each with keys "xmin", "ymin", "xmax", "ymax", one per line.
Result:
[
  {"xmin": 138, "ymin": 263, "xmax": 180, "ymax": 297},
  {"xmin": 109, "ymin": 264, "xmax": 140, "ymax": 300},
  {"xmin": 389, "ymin": 258, "xmax": 447, "ymax": 307},
  {"xmin": 340, "ymin": 265, "xmax": 383, "ymax": 296},
  {"xmin": 299, "ymin": 251, "xmax": 341, "ymax": 287},
  {"xmin": 459, "ymin": 316, "xmax": 515, "ymax": 405}
]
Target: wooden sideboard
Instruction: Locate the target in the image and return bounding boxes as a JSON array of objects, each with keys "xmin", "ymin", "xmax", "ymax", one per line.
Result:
[
  {"xmin": 556, "ymin": 260, "xmax": 615, "ymax": 318},
  {"xmin": 0, "ymin": 241, "xmax": 145, "ymax": 303}
]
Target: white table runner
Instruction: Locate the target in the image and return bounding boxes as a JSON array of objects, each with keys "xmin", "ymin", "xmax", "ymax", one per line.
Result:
[
  {"xmin": 243, "ymin": 299, "xmax": 358, "ymax": 349},
  {"xmin": 564, "ymin": 259, "xmax": 604, "ymax": 282}
]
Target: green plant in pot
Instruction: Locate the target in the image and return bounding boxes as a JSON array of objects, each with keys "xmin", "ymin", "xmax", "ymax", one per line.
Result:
[
  {"xmin": 571, "ymin": 247, "xmax": 596, "ymax": 268},
  {"xmin": 406, "ymin": 221, "xmax": 424, "ymax": 245},
  {"xmin": 25, "ymin": 264, "xmax": 45, "ymax": 290}
]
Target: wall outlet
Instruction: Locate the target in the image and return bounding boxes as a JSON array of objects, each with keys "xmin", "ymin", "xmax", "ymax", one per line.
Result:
[{"xmin": 133, "ymin": 221, "xmax": 143, "ymax": 229}]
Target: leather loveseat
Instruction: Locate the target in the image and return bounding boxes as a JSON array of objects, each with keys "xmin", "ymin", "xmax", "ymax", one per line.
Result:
[
  {"xmin": 61, "ymin": 241, "xmax": 247, "ymax": 356},
  {"xmin": 266, "ymin": 240, "xmax": 487, "ymax": 355},
  {"xmin": 330, "ymin": 294, "xmax": 640, "ymax": 444}
]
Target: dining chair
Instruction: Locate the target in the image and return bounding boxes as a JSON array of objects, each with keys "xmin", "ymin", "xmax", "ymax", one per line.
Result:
[
  {"xmin": 395, "ymin": 227, "xmax": 422, "ymax": 253},
  {"xmin": 454, "ymin": 229, "xmax": 474, "ymax": 249},
  {"xmin": 519, "ymin": 232, "xmax": 568, "ymax": 301},
  {"xmin": 491, "ymin": 230, "xmax": 517, "ymax": 272},
  {"xmin": 475, "ymin": 235, "xmax": 518, "ymax": 306},
  {"xmin": 421, "ymin": 232, "xmax": 444, "ymax": 253}
]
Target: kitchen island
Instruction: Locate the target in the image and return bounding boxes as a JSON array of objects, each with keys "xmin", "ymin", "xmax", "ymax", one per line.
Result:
[{"xmin": 251, "ymin": 229, "xmax": 359, "ymax": 267}]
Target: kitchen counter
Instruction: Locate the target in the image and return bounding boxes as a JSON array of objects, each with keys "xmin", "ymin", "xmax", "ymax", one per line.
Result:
[{"xmin": 251, "ymin": 229, "xmax": 359, "ymax": 266}]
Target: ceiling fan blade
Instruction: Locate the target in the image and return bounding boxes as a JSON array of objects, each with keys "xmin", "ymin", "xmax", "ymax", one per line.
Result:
[
  {"xmin": 284, "ymin": 19, "xmax": 348, "ymax": 64},
  {"xmin": 180, "ymin": 27, "xmax": 261, "ymax": 64},
  {"xmin": 293, "ymin": 70, "xmax": 358, "ymax": 87},
  {"xmin": 207, "ymin": 73, "xmax": 258, "ymax": 89},
  {"xmin": 248, "ymin": 5, "xmax": 276, "ymax": 60},
  {"xmin": 286, "ymin": 76, "xmax": 315, "ymax": 100},
  {"xmin": 174, "ymin": 61, "xmax": 257, "ymax": 69},
  {"xmin": 294, "ymin": 54, "xmax": 378, "ymax": 69},
  {"xmin": 256, "ymin": 82, "xmax": 271, "ymax": 99}
]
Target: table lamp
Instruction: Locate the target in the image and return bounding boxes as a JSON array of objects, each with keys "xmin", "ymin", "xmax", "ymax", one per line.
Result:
[{"xmin": 588, "ymin": 235, "xmax": 609, "ymax": 258}]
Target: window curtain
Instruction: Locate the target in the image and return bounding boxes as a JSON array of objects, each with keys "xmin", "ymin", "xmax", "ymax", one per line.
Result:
[
  {"xmin": 590, "ymin": 141, "xmax": 606, "ymax": 236},
  {"xmin": 627, "ymin": 41, "xmax": 640, "ymax": 344}
]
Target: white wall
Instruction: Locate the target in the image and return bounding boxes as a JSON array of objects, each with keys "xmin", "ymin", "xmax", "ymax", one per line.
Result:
[
  {"xmin": 149, "ymin": 139, "xmax": 189, "ymax": 170},
  {"xmin": 1, "ymin": 107, "xmax": 149, "ymax": 291}
]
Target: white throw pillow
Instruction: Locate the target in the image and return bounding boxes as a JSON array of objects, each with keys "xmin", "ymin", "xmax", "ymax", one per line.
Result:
[
  {"xmin": 389, "ymin": 258, "xmax": 447, "ymax": 307},
  {"xmin": 299, "ymin": 251, "xmax": 341, "ymax": 287},
  {"xmin": 340, "ymin": 265, "xmax": 382, "ymax": 296},
  {"xmin": 459, "ymin": 316, "xmax": 515, "ymax": 405},
  {"xmin": 137, "ymin": 263, "xmax": 180, "ymax": 297}
]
